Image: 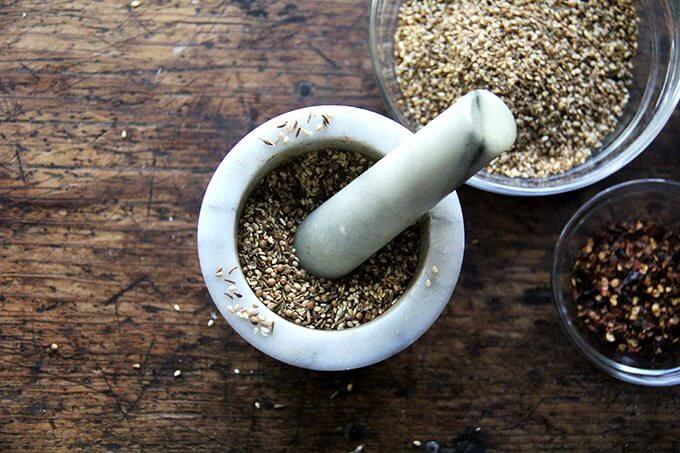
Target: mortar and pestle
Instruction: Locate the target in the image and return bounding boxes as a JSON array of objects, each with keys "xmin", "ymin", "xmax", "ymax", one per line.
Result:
[{"xmin": 197, "ymin": 90, "xmax": 516, "ymax": 371}]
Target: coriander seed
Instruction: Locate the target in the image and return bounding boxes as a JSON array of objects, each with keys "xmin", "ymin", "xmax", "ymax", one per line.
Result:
[
  {"xmin": 394, "ymin": 0, "xmax": 638, "ymax": 178},
  {"xmin": 237, "ymin": 149, "xmax": 420, "ymax": 330}
]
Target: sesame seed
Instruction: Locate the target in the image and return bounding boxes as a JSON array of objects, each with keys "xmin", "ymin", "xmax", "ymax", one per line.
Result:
[
  {"xmin": 173, "ymin": 304, "xmax": 180, "ymax": 312},
  {"xmin": 233, "ymin": 368, "xmax": 240, "ymax": 374},
  {"xmin": 130, "ymin": 0, "xmax": 140, "ymax": 8},
  {"xmin": 254, "ymin": 401, "xmax": 261, "ymax": 409},
  {"xmin": 425, "ymin": 279, "xmax": 432, "ymax": 288},
  {"xmin": 132, "ymin": 363, "xmax": 141, "ymax": 369},
  {"xmin": 207, "ymin": 319, "xmax": 215, "ymax": 327},
  {"xmin": 173, "ymin": 369, "xmax": 182, "ymax": 377},
  {"xmin": 121, "ymin": 130, "xmax": 127, "ymax": 138},
  {"xmin": 413, "ymin": 440, "xmax": 422, "ymax": 447},
  {"xmin": 48, "ymin": 343, "xmax": 58, "ymax": 352},
  {"xmin": 432, "ymin": 265, "xmax": 439, "ymax": 274}
]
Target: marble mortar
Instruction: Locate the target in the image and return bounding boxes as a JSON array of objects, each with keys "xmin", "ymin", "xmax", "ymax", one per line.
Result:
[{"xmin": 197, "ymin": 105, "xmax": 465, "ymax": 371}]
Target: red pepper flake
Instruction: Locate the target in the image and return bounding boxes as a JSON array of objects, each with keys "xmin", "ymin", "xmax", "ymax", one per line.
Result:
[{"xmin": 571, "ymin": 220, "xmax": 678, "ymax": 359}]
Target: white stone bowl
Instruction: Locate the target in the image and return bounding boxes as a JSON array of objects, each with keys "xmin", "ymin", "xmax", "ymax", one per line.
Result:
[{"xmin": 197, "ymin": 105, "xmax": 465, "ymax": 371}]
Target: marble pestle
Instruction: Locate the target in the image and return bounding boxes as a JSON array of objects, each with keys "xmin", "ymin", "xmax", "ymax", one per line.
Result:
[{"xmin": 295, "ymin": 90, "xmax": 517, "ymax": 279}]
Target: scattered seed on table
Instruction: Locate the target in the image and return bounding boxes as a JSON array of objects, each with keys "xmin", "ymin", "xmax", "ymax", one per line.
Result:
[
  {"xmin": 173, "ymin": 369, "xmax": 182, "ymax": 377},
  {"xmin": 173, "ymin": 304, "xmax": 180, "ymax": 312}
]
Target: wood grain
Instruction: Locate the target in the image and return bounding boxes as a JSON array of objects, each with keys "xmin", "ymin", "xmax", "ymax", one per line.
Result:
[{"xmin": 1, "ymin": 1, "xmax": 678, "ymax": 451}]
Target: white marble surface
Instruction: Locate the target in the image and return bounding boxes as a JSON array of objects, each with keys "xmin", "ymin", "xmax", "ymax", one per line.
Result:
[
  {"xmin": 197, "ymin": 106, "xmax": 465, "ymax": 371},
  {"xmin": 295, "ymin": 91, "xmax": 515, "ymax": 278}
]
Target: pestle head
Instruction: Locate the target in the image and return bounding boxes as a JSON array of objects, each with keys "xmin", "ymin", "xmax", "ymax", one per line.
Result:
[
  {"xmin": 473, "ymin": 90, "xmax": 517, "ymax": 157},
  {"xmin": 295, "ymin": 90, "xmax": 516, "ymax": 279}
]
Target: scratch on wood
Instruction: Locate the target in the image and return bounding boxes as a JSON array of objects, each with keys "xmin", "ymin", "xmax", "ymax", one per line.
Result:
[
  {"xmin": 13, "ymin": 143, "xmax": 28, "ymax": 186},
  {"xmin": 309, "ymin": 46, "xmax": 339, "ymax": 69},
  {"xmin": 126, "ymin": 337, "xmax": 157, "ymax": 413},
  {"xmin": 96, "ymin": 364, "xmax": 128, "ymax": 417},
  {"xmin": 104, "ymin": 275, "xmax": 149, "ymax": 335},
  {"xmin": 146, "ymin": 149, "xmax": 157, "ymax": 220}
]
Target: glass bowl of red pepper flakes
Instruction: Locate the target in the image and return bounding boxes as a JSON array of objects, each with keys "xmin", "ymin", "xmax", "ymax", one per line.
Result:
[{"xmin": 552, "ymin": 179, "xmax": 680, "ymax": 386}]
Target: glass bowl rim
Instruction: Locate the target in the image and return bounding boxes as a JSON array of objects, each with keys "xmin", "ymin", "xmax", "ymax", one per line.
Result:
[
  {"xmin": 551, "ymin": 178, "xmax": 680, "ymax": 386},
  {"xmin": 369, "ymin": 0, "xmax": 680, "ymax": 197}
]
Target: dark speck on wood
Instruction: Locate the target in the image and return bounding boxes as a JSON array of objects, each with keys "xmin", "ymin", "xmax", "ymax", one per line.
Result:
[
  {"xmin": 296, "ymin": 81, "xmax": 312, "ymax": 97},
  {"xmin": 521, "ymin": 287, "xmax": 552, "ymax": 305}
]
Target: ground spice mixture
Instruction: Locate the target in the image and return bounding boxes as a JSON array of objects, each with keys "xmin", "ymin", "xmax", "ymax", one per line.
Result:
[
  {"xmin": 238, "ymin": 149, "xmax": 420, "ymax": 330},
  {"xmin": 394, "ymin": 0, "xmax": 639, "ymax": 178},
  {"xmin": 571, "ymin": 220, "xmax": 679, "ymax": 359}
]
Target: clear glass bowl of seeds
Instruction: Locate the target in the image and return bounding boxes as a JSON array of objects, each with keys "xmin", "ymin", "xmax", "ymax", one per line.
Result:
[
  {"xmin": 370, "ymin": 0, "xmax": 680, "ymax": 196},
  {"xmin": 552, "ymin": 179, "xmax": 680, "ymax": 386}
]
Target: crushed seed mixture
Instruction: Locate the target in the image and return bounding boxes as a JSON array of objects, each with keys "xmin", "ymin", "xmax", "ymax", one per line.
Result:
[
  {"xmin": 238, "ymin": 149, "xmax": 420, "ymax": 330},
  {"xmin": 394, "ymin": 0, "xmax": 639, "ymax": 178},
  {"xmin": 571, "ymin": 220, "xmax": 679, "ymax": 359}
]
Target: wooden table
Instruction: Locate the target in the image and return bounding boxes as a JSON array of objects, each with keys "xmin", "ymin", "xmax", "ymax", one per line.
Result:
[{"xmin": 1, "ymin": 1, "xmax": 678, "ymax": 450}]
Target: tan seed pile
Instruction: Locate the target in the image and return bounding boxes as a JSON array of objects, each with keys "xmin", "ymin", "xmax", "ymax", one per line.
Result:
[
  {"xmin": 394, "ymin": 0, "xmax": 639, "ymax": 178},
  {"xmin": 238, "ymin": 149, "xmax": 420, "ymax": 330}
]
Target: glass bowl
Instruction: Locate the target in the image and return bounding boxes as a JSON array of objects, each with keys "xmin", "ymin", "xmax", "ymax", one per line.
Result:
[
  {"xmin": 370, "ymin": 0, "xmax": 680, "ymax": 196},
  {"xmin": 552, "ymin": 179, "xmax": 680, "ymax": 386}
]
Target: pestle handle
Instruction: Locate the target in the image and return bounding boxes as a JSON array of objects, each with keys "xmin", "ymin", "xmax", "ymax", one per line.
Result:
[{"xmin": 295, "ymin": 90, "xmax": 517, "ymax": 279}]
